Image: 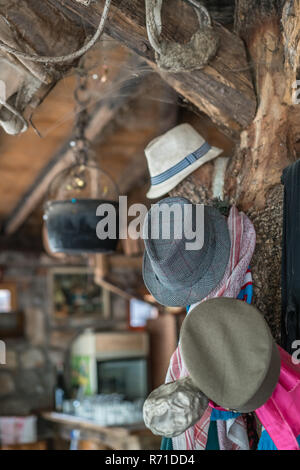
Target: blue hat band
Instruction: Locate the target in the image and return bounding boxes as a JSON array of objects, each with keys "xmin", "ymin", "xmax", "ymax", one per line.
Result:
[{"xmin": 150, "ymin": 141, "xmax": 211, "ymax": 186}]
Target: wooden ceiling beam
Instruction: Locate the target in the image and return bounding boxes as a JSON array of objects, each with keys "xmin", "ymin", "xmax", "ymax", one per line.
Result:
[{"xmin": 50, "ymin": 0, "xmax": 257, "ymax": 140}]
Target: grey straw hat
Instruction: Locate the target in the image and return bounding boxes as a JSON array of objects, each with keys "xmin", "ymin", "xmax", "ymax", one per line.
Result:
[
  {"xmin": 142, "ymin": 197, "xmax": 231, "ymax": 307},
  {"xmin": 181, "ymin": 298, "xmax": 281, "ymax": 413}
]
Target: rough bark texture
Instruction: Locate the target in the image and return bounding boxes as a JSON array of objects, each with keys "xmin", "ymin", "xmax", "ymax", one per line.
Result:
[
  {"xmin": 169, "ymin": 1, "xmax": 300, "ymax": 341},
  {"xmin": 0, "ymin": 0, "xmax": 86, "ymax": 82},
  {"xmin": 0, "ymin": 0, "xmax": 88, "ymax": 134}
]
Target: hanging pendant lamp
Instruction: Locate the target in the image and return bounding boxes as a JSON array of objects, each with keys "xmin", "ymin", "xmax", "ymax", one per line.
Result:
[{"xmin": 43, "ymin": 61, "xmax": 119, "ymax": 255}]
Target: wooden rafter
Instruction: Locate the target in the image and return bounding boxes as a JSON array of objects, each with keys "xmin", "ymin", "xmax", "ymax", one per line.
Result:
[{"xmin": 49, "ymin": 0, "xmax": 257, "ymax": 139}]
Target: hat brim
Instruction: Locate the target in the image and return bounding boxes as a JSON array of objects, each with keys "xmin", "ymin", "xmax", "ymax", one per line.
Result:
[
  {"xmin": 146, "ymin": 146, "xmax": 223, "ymax": 199},
  {"xmin": 143, "ymin": 206, "xmax": 231, "ymax": 307}
]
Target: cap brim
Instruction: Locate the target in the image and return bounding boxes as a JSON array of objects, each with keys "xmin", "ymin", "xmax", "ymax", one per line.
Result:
[
  {"xmin": 235, "ymin": 342, "xmax": 281, "ymax": 412},
  {"xmin": 142, "ymin": 206, "xmax": 231, "ymax": 307}
]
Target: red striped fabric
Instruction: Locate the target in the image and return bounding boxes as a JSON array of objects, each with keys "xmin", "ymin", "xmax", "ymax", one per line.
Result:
[{"xmin": 165, "ymin": 206, "xmax": 256, "ymax": 450}]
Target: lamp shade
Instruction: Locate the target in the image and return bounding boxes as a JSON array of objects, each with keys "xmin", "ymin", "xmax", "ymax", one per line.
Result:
[{"xmin": 44, "ymin": 163, "xmax": 119, "ymax": 254}]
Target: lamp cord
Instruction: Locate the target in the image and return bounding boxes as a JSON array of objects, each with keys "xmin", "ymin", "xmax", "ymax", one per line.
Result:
[{"xmin": 72, "ymin": 57, "xmax": 91, "ymax": 166}]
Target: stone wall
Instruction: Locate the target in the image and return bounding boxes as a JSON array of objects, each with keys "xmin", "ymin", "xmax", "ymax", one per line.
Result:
[
  {"xmin": 0, "ymin": 251, "xmax": 128, "ymax": 416},
  {"xmin": 0, "ymin": 341, "xmax": 54, "ymax": 415}
]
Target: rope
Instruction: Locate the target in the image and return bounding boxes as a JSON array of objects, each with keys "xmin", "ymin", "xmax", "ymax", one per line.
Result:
[
  {"xmin": 0, "ymin": 97, "xmax": 28, "ymax": 133},
  {"xmin": 0, "ymin": 0, "xmax": 111, "ymax": 134},
  {"xmin": 184, "ymin": 0, "xmax": 212, "ymax": 27},
  {"xmin": 0, "ymin": 0, "xmax": 111, "ymax": 64},
  {"xmin": 144, "ymin": 0, "xmax": 218, "ymax": 72},
  {"xmin": 72, "ymin": 56, "xmax": 92, "ymax": 166},
  {"xmin": 145, "ymin": 0, "xmax": 163, "ymax": 55}
]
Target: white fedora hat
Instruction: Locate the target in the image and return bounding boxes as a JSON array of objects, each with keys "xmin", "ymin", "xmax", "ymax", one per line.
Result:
[{"xmin": 145, "ymin": 123, "xmax": 223, "ymax": 199}]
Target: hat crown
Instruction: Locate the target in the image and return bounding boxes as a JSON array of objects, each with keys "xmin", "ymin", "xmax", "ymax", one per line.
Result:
[
  {"xmin": 145, "ymin": 123, "xmax": 206, "ymax": 177},
  {"xmin": 143, "ymin": 198, "xmax": 215, "ymax": 287},
  {"xmin": 181, "ymin": 298, "xmax": 281, "ymax": 412},
  {"xmin": 145, "ymin": 123, "xmax": 223, "ymax": 200},
  {"xmin": 142, "ymin": 198, "xmax": 231, "ymax": 307}
]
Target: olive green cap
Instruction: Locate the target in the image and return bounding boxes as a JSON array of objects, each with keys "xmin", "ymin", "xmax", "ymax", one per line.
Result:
[{"xmin": 180, "ymin": 298, "xmax": 281, "ymax": 412}]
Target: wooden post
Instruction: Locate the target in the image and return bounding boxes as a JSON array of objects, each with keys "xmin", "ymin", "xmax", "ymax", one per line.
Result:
[{"xmin": 94, "ymin": 254, "xmax": 109, "ymax": 282}]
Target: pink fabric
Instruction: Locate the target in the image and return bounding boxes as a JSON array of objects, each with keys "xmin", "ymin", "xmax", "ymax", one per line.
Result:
[
  {"xmin": 209, "ymin": 402, "xmax": 228, "ymax": 411},
  {"xmin": 165, "ymin": 206, "xmax": 256, "ymax": 450},
  {"xmin": 256, "ymin": 346, "xmax": 300, "ymax": 450},
  {"xmin": 217, "ymin": 420, "xmax": 237, "ymax": 450},
  {"xmin": 193, "ymin": 407, "xmax": 212, "ymax": 450},
  {"xmin": 191, "ymin": 206, "xmax": 256, "ymax": 304}
]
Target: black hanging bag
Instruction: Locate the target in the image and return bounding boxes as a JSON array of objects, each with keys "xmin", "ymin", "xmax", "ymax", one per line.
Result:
[{"xmin": 281, "ymin": 160, "xmax": 300, "ymax": 353}]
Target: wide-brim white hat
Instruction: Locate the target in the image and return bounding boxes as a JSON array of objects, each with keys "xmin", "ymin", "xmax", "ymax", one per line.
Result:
[{"xmin": 145, "ymin": 123, "xmax": 223, "ymax": 199}]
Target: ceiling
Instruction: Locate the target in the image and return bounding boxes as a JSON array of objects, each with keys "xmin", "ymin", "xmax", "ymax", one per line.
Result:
[{"xmin": 0, "ymin": 40, "xmax": 180, "ymax": 249}]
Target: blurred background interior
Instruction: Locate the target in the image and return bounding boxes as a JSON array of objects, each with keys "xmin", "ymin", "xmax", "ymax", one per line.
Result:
[{"xmin": 0, "ymin": 0, "xmax": 235, "ymax": 450}]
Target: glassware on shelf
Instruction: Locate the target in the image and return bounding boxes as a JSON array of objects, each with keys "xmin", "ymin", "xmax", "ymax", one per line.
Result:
[{"xmin": 61, "ymin": 394, "xmax": 144, "ymax": 426}]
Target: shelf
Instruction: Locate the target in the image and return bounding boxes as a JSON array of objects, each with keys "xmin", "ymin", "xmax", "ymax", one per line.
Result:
[{"xmin": 41, "ymin": 412, "xmax": 150, "ymax": 450}]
